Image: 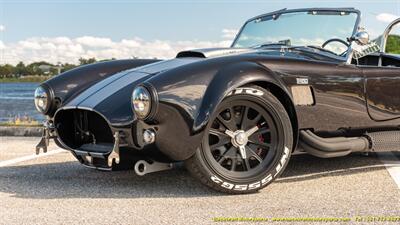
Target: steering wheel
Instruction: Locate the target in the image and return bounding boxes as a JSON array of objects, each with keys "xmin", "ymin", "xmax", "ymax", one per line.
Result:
[
  {"xmin": 322, "ymin": 38, "xmax": 350, "ymax": 56},
  {"xmin": 322, "ymin": 38, "xmax": 350, "ymax": 48}
]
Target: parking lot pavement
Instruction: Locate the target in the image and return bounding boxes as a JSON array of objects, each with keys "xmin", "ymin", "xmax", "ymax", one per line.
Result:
[{"xmin": 0, "ymin": 137, "xmax": 399, "ymax": 225}]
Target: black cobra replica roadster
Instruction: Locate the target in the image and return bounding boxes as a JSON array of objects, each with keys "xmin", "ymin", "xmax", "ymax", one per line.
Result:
[{"xmin": 35, "ymin": 8, "xmax": 400, "ymax": 193}]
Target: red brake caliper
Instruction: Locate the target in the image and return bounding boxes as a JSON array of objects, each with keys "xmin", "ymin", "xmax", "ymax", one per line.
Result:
[{"xmin": 257, "ymin": 124, "xmax": 265, "ymax": 156}]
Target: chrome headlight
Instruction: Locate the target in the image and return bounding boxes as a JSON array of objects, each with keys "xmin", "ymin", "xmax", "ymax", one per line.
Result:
[
  {"xmin": 34, "ymin": 86, "xmax": 50, "ymax": 114},
  {"xmin": 132, "ymin": 86, "xmax": 152, "ymax": 119}
]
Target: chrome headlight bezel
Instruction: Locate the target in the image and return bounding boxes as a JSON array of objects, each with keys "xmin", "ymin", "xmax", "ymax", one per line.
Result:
[
  {"xmin": 132, "ymin": 85, "xmax": 157, "ymax": 120},
  {"xmin": 34, "ymin": 86, "xmax": 51, "ymax": 114}
]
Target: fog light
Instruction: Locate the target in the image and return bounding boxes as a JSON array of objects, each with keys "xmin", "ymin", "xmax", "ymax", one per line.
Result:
[{"xmin": 143, "ymin": 129, "xmax": 156, "ymax": 144}]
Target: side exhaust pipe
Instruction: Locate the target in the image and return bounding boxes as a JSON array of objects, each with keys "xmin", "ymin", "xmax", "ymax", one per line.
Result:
[
  {"xmin": 300, "ymin": 129, "xmax": 400, "ymax": 158},
  {"xmin": 299, "ymin": 130, "xmax": 370, "ymax": 158}
]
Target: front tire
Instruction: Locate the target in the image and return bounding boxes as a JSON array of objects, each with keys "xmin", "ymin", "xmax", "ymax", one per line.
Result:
[{"xmin": 185, "ymin": 86, "xmax": 293, "ymax": 194}]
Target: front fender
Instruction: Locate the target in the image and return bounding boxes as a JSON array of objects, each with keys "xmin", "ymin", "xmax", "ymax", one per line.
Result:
[
  {"xmin": 195, "ymin": 61, "xmax": 292, "ymax": 131},
  {"xmin": 147, "ymin": 60, "xmax": 293, "ymax": 160}
]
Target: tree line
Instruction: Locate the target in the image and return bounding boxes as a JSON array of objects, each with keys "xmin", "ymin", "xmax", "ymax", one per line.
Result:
[{"xmin": 0, "ymin": 57, "xmax": 111, "ymax": 78}]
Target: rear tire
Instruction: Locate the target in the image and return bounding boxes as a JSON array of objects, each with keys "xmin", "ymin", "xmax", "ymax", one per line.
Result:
[{"xmin": 185, "ymin": 86, "xmax": 293, "ymax": 194}]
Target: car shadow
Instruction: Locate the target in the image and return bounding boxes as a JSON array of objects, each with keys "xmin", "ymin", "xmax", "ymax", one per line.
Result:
[
  {"xmin": 277, "ymin": 152, "xmax": 398, "ymax": 183},
  {"xmin": 0, "ymin": 152, "xmax": 397, "ymax": 199}
]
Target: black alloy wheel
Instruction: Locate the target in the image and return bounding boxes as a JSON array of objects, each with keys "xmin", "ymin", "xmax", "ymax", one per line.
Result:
[{"xmin": 186, "ymin": 86, "xmax": 293, "ymax": 194}]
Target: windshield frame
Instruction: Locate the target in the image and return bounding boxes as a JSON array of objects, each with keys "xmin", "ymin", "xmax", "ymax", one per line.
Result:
[{"xmin": 231, "ymin": 8, "xmax": 362, "ymax": 61}]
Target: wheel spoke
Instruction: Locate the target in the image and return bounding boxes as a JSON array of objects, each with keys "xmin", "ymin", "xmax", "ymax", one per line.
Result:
[
  {"xmin": 230, "ymin": 157, "xmax": 237, "ymax": 171},
  {"xmin": 252, "ymin": 127, "xmax": 270, "ymax": 136},
  {"xmin": 246, "ymin": 146, "xmax": 263, "ymax": 162},
  {"xmin": 217, "ymin": 115, "xmax": 237, "ymax": 131},
  {"xmin": 240, "ymin": 108, "xmax": 262, "ymax": 131},
  {"xmin": 240, "ymin": 106, "xmax": 250, "ymax": 130},
  {"xmin": 209, "ymin": 128, "xmax": 229, "ymax": 139},
  {"xmin": 231, "ymin": 106, "xmax": 243, "ymax": 128},
  {"xmin": 217, "ymin": 146, "xmax": 237, "ymax": 164},
  {"xmin": 210, "ymin": 130, "xmax": 231, "ymax": 150},
  {"xmin": 252, "ymin": 113, "xmax": 262, "ymax": 124},
  {"xmin": 244, "ymin": 158, "xmax": 251, "ymax": 171},
  {"xmin": 210, "ymin": 138, "xmax": 231, "ymax": 150}
]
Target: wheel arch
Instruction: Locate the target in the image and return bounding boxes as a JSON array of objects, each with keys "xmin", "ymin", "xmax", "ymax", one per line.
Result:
[
  {"xmin": 195, "ymin": 62, "xmax": 299, "ymax": 152},
  {"xmin": 248, "ymin": 81, "xmax": 299, "ymax": 152}
]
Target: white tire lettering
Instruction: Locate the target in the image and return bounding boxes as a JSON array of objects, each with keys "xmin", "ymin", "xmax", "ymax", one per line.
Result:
[
  {"xmin": 275, "ymin": 163, "xmax": 283, "ymax": 174},
  {"xmin": 261, "ymin": 174, "xmax": 273, "ymax": 185},
  {"xmin": 235, "ymin": 89, "xmax": 243, "ymax": 94},
  {"xmin": 211, "ymin": 175, "xmax": 223, "ymax": 184},
  {"xmin": 234, "ymin": 185, "xmax": 248, "ymax": 191},
  {"xmin": 248, "ymin": 182, "xmax": 261, "ymax": 190},
  {"xmin": 221, "ymin": 182, "xmax": 234, "ymax": 190},
  {"xmin": 229, "ymin": 88, "xmax": 264, "ymax": 97},
  {"xmin": 275, "ymin": 146, "xmax": 290, "ymax": 176}
]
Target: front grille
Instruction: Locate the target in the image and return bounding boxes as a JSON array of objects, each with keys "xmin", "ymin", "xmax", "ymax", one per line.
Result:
[{"xmin": 55, "ymin": 109, "xmax": 114, "ymax": 153}]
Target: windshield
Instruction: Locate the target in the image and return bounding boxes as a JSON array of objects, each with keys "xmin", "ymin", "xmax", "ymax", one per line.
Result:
[{"xmin": 233, "ymin": 10, "xmax": 359, "ymax": 55}]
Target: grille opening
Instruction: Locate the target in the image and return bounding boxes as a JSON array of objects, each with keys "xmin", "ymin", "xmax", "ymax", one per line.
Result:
[{"xmin": 55, "ymin": 109, "xmax": 114, "ymax": 153}]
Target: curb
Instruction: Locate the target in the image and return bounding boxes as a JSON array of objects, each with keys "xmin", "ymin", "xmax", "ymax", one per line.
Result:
[{"xmin": 0, "ymin": 126, "xmax": 43, "ymax": 137}]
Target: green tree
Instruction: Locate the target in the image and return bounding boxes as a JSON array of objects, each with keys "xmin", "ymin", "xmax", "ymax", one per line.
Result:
[
  {"xmin": 0, "ymin": 64, "xmax": 14, "ymax": 78},
  {"xmin": 13, "ymin": 62, "xmax": 29, "ymax": 76},
  {"xmin": 79, "ymin": 57, "xmax": 97, "ymax": 65},
  {"xmin": 386, "ymin": 35, "xmax": 400, "ymax": 54},
  {"xmin": 28, "ymin": 61, "xmax": 54, "ymax": 75}
]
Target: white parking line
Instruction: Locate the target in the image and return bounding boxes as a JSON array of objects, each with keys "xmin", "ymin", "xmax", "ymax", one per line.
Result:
[
  {"xmin": 0, "ymin": 149, "xmax": 65, "ymax": 167},
  {"xmin": 378, "ymin": 152, "xmax": 400, "ymax": 189}
]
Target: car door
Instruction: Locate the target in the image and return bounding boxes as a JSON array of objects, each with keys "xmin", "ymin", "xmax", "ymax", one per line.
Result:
[{"xmin": 363, "ymin": 18, "xmax": 400, "ymax": 121}]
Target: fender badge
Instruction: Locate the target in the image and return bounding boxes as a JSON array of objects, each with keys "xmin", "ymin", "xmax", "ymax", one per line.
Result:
[{"xmin": 296, "ymin": 78, "xmax": 309, "ymax": 85}]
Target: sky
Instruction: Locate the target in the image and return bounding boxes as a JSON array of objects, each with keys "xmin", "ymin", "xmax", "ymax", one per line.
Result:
[{"xmin": 0, "ymin": 0, "xmax": 399, "ymax": 65}]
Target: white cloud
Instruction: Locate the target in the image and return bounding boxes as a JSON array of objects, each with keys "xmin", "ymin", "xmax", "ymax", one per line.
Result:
[
  {"xmin": 75, "ymin": 36, "xmax": 115, "ymax": 48},
  {"xmin": 221, "ymin": 29, "xmax": 238, "ymax": 40},
  {"xmin": 0, "ymin": 25, "xmax": 5, "ymax": 32},
  {"xmin": 0, "ymin": 40, "xmax": 5, "ymax": 49},
  {"xmin": 0, "ymin": 30, "xmax": 232, "ymax": 65},
  {"xmin": 19, "ymin": 40, "xmax": 42, "ymax": 50},
  {"xmin": 376, "ymin": 13, "xmax": 399, "ymax": 23}
]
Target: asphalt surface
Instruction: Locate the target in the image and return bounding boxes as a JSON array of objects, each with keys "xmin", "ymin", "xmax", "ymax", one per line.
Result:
[{"xmin": 0, "ymin": 136, "xmax": 399, "ymax": 225}]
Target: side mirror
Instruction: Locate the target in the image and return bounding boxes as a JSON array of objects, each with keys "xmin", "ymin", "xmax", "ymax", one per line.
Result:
[{"xmin": 351, "ymin": 31, "xmax": 370, "ymax": 45}]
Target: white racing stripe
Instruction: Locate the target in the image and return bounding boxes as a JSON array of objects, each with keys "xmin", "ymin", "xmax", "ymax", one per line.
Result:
[
  {"xmin": 0, "ymin": 149, "xmax": 65, "ymax": 167},
  {"xmin": 378, "ymin": 152, "xmax": 400, "ymax": 189}
]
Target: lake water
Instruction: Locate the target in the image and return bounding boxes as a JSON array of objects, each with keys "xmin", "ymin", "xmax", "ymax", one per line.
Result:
[{"xmin": 0, "ymin": 82, "xmax": 45, "ymax": 122}]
